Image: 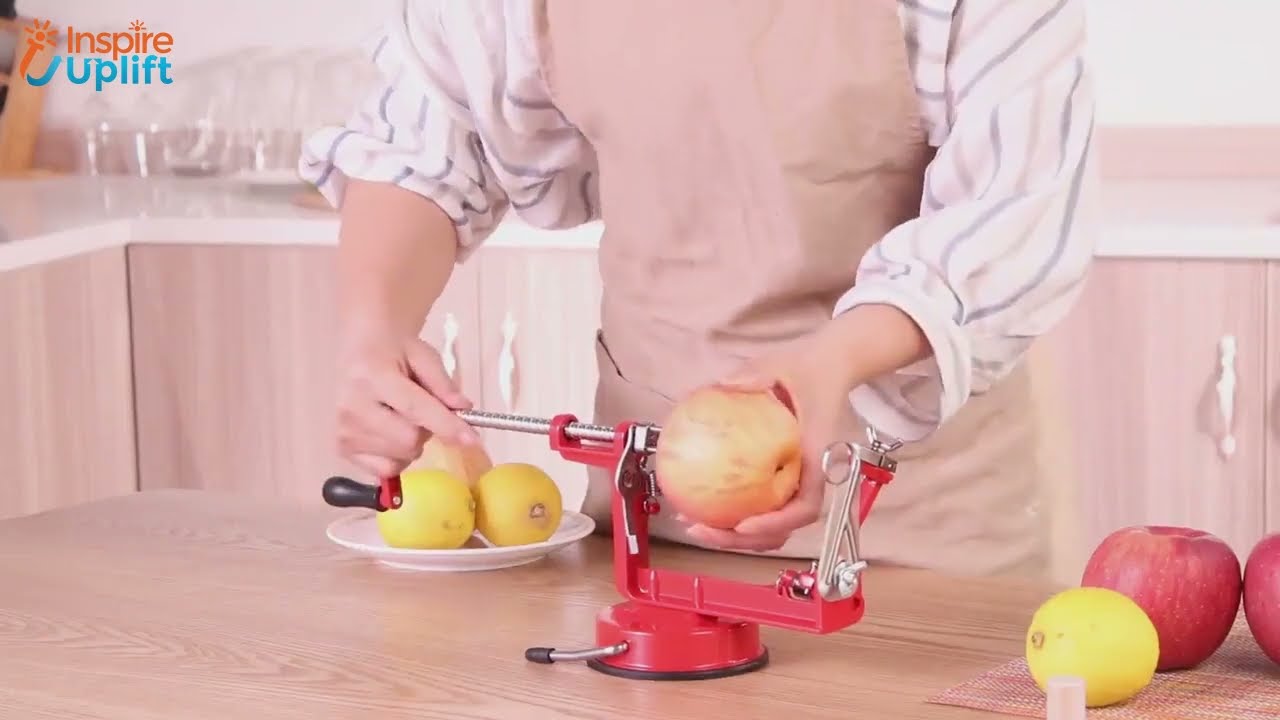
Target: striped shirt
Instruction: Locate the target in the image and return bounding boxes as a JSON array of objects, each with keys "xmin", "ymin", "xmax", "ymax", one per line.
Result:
[{"xmin": 299, "ymin": 0, "xmax": 1099, "ymax": 442}]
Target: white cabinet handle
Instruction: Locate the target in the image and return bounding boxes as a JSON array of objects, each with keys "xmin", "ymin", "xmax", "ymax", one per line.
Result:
[
  {"xmin": 1215, "ymin": 334, "xmax": 1237, "ymax": 460},
  {"xmin": 440, "ymin": 312, "xmax": 459, "ymax": 379},
  {"xmin": 497, "ymin": 312, "xmax": 518, "ymax": 409}
]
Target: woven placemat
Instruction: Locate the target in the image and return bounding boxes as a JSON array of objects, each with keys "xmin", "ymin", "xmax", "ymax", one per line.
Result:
[{"xmin": 929, "ymin": 616, "xmax": 1280, "ymax": 718}]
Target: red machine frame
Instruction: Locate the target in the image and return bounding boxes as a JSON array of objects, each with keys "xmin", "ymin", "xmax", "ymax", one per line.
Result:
[{"xmin": 323, "ymin": 409, "xmax": 901, "ymax": 681}]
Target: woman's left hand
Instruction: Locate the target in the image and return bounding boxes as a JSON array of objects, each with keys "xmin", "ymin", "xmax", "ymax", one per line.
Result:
[{"xmin": 683, "ymin": 335, "xmax": 858, "ymax": 553}]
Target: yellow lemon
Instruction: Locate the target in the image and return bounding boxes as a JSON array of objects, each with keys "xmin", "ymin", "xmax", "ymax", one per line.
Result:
[
  {"xmin": 1025, "ymin": 586, "xmax": 1160, "ymax": 708},
  {"xmin": 375, "ymin": 469, "xmax": 476, "ymax": 550},
  {"xmin": 473, "ymin": 463, "xmax": 563, "ymax": 546}
]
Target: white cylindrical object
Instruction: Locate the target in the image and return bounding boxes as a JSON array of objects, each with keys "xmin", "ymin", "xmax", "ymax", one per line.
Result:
[
  {"xmin": 440, "ymin": 312, "xmax": 459, "ymax": 379},
  {"xmin": 1215, "ymin": 334, "xmax": 1237, "ymax": 459},
  {"xmin": 497, "ymin": 312, "xmax": 518, "ymax": 409},
  {"xmin": 1045, "ymin": 676, "xmax": 1087, "ymax": 720}
]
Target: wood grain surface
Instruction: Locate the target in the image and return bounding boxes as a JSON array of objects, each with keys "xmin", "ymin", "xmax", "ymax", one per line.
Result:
[
  {"xmin": 0, "ymin": 247, "xmax": 137, "ymax": 519},
  {"xmin": 126, "ymin": 244, "xmax": 483, "ymax": 507},
  {"xmin": 126, "ymin": 244, "xmax": 352, "ymax": 503},
  {"xmin": 0, "ymin": 491, "xmax": 1057, "ymax": 719}
]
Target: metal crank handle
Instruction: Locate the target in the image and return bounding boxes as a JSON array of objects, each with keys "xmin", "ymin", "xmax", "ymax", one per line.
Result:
[
  {"xmin": 524, "ymin": 643, "xmax": 628, "ymax": 664},
  {"xmin": 454, "ymin": 409, "xmax": 618, "ymax": 442},
  {"xmin": 808, "ymin": 430, "xmax": 902, "ymax": 602},
  {"xmin": 455, "ymin": 409, "xmax": 660, "ymax": 474}
]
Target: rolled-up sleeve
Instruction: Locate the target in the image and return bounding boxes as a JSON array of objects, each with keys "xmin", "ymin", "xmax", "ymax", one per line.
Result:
[
  {"xmin": 297, "ymin": 0, "xmax": 597, "ymax": 261},
  {"xmin": 835, "ymin": 0, "xmax": 1099, "ymax": 442}
]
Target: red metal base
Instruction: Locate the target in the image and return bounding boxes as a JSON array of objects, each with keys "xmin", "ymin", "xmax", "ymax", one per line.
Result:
[{"xmin": 587, "ymin": 601, "xmax": 769, "ymax": 680}]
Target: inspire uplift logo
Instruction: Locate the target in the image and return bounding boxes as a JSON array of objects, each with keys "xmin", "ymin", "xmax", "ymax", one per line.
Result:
[{"xmin": 20, "ymin": 18, "xmax": 175, "ymax": 91}]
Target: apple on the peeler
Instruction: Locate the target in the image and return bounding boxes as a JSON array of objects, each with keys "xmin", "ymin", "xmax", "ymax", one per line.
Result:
[{"xmin": 1080, "ymin": 525, "xmax": 1242, "ymax": 671}]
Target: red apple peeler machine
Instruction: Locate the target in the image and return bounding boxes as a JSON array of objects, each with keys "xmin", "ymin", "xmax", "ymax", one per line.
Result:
[{"xmin": 324, "ymin": 408, "xmax": 901, "ymax": 681}]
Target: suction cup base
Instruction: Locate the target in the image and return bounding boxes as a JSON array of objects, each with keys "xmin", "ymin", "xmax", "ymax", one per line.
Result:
[
  {"xmin": 587, "ymin": 601, "xmax": 769, "ymax": 681},
  {"xmin": 586, "ymin": 651, "xmax": 768, "ymax": 680}
]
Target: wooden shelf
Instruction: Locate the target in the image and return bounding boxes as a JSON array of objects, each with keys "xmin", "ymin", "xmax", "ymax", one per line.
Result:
[
  {"xmin": 1, "ymin": 18, "xmax": 15, "ymax": 89},
  {"xmin": 0, "ymin": 16, "xmax": 51, "ymax": 173}
]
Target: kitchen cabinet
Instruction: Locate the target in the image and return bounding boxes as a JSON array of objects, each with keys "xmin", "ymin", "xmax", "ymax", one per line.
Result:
[
  {"xmin": 12, "ymin": 227, "xmax": 1280, "ymax": 586},
  {"xmin": 128, "ymin": 244, "xmax": 347, "ymax": 505},
  {"xmin": 1267, "ymin": 261, "xmax": 1280, "ymax": 537},
  {"xmin": 475, "ymin": 246, "xmax": 603, "ymax": 511},
  {"xmin": 402, "ymin": 254, "xmax": 485, "ymax": 468},
  {"xmin": 1039, "ymin": 257, "xmax": 1269, "ymax": 574},
  {"xmin": 0, "ymin": 248, "xmax": 137, "ymax": 518},
  {"xmin": 1023, "ymin": 339, "xmax": 1086, "ymax": 586},
  {"xmin": 127, "ymin": 244, "xmax": 482, "ymax": 506},
  {"xmin": 126, "ymin": 243, "xmax": 601, "ymax": 512}
]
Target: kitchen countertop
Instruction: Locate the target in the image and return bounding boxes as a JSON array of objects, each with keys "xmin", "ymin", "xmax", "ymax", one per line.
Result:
[
  {"xmin": 0, "ymin": 175, "xmax": 1277, "ymax": 272},
  {"xmin": 0, "ymin": 177, "xmax": 604, "ymax": 272},
  {"xmin": 0, "ymin": 490, "xmax": 1054, "ymax": 719}
]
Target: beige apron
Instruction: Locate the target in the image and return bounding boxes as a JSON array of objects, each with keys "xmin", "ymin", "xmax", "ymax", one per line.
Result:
[{"xmin": 533, "ymin": 1, "xmax": 1047, "ymax": 578}]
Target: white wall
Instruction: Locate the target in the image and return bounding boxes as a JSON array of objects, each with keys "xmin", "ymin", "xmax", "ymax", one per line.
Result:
[
  {"xmin": 17, "ymin": 0, "xmax": 1280, "ymax": 127},
  {"xmin": 1085, "ymin": 1, "xmax": 1279, "ymax": 126}
]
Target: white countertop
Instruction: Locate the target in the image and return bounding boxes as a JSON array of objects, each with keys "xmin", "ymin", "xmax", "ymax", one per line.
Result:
[{"xmin": 1, "ymin": 175, "xmax": 1278, "ymax": 272}]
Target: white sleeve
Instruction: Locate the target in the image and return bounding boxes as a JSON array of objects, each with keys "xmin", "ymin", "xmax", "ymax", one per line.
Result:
[
  {"xmin": 297, "ymin": 0, "xmax": 598, "ymax": 261},
  {"xmin": 837, "ymin": 0, "xmax": 1100, "ymax": 442}
]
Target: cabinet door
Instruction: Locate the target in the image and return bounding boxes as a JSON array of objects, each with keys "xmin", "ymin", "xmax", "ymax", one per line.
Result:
[
  {"xmin": 0, "ymin": 248, "xmax": 138, "ymax": 518},
  {"xmin": 1042, "ymin": 258, "xmax": 1267, "ymax": 565},
  {"xmin": 1266, "ymin": 261, "xmax": 1280, "ymax": 536},
  {"xmin": 128, "ymin": 245, "xmax": 481, "ymax": 505},
  {"xmin": 402, "ymin": 257, "xmax": 485, "ymax": 471},
  {"xmin": 476, "ymin": 246, "xmax": 602, "ymax": 511}
]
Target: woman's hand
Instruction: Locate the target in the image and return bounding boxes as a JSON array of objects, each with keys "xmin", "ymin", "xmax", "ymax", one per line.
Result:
[
  {"xmin": 684, "ymin": 304, "xmax": 930, "ymax": 552},
  {"xmin": 682, "ymin": 341, "xmax": 853, "ymax": 552},
  {"xmin": 335, "ymin": 333, "xmax": 481, "ymax": 479}
]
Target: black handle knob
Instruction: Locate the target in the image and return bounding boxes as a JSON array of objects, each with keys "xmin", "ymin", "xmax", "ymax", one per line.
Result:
[
  {"xmin": 524, "ymin": 647, "xmax": 557, "ymax": 664},
  {"xmin": 322, "ymin": 476, "xmax": 382, "ymax": 510}
]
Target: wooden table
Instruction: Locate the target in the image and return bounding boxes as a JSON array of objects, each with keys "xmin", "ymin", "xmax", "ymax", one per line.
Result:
[{"xmin": 0, "ymin": 490, "xmax": 1056, "ymax": 719}]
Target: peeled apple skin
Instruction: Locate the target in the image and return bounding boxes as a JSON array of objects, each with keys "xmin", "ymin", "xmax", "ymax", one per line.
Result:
[
  {"xmin": 417, "ymin": 436, "xmax": 493, "ymax": 490},
  {"xmin": 1244, "ymin": 533, "xmax": 1280, "ymax": 665},
  {"xmin": 654, "ymin": 385, "xmax": 802, "ymax": 530}
]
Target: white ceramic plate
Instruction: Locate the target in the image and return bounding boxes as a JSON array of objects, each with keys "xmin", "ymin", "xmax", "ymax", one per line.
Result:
[{"xmin": 325, "ymin": 510, "xmax": 596, "ymax": 572}]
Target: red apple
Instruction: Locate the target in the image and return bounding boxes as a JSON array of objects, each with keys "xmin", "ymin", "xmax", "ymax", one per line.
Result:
[
  {"xmin": 1080, "ymin": 525, "xmax": 1241, "ymax": 671},
  {"xmin": 1243, "ymin": 533, "xmax": 1280, "ymax": 665}
]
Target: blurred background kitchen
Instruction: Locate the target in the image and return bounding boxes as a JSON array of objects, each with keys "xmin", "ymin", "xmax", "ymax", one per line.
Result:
[{"xmin": 0, "ymin": 0, "xmax": 1276, "ymax": 586}]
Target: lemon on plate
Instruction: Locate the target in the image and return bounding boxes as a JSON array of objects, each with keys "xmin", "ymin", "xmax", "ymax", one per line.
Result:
[
  {"xmin": 375, "ymin": 469, "xmax": 476, "ymax": 550},
  {"xmin": 1025, "ymin": 586, "xmax": 1160, "ymax": 708},
  {"xmin": 473, "ymin": 463, "xmax": 563, "ymax": 546}
]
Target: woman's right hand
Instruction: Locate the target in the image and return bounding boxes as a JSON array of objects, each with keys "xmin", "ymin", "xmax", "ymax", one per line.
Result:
[{"xmin": 335, "ymin": 334, "xmax": 482, "ymax": 479}]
